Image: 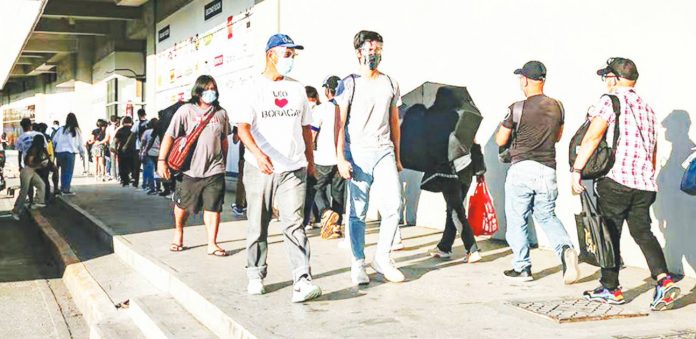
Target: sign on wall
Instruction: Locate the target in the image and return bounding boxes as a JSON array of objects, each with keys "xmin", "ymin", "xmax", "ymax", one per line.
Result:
[
  {"xmin": 204, "ymin": 0, "xmax": 223, "ymax": 21},
  {"xmin": 158, "ymin": 25, "xmax": 170, "ymax": 42}
]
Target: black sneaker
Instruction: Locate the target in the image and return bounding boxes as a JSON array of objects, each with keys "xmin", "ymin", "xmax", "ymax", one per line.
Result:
[
  {"xmin": 561, "ymin": 245, "xmax": 580, "ymax": 284},
  {"xmin": 504, "ymin": 267, "xmax": 533, "ymax": 282}
]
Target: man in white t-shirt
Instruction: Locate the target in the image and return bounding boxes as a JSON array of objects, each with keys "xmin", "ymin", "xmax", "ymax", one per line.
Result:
[
  {"xmin": 311, "ymin": 75, "xmax": 345, "ymax": 239},
  {"xmin": 233, "ymin": 33, "xmax": 321, "ymax": 303},
  {"xmin": 336, "ymin": 30, "xmax": 405, "ymax": 285}
]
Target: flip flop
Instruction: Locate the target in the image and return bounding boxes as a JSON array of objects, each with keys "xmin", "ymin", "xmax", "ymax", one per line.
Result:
[
  {"xmin": 169, "ymin": 243, "xmax": 185, "ymax": 252},
  {"xmin": 207, "ymin": 249, "xmax": 228, "ymax": 257}
]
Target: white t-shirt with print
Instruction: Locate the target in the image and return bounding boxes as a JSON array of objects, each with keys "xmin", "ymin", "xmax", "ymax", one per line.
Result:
[
  {"xmin": 336, "ymin": 73, "xmax": 400, "ymax": 149},
  {"xmin": 232, "ymin": 75, "xmax": 312, "ymax": 173},
  {"xmin": 312, "ymin": 100, "xmax": 338, "ymax": 166}
]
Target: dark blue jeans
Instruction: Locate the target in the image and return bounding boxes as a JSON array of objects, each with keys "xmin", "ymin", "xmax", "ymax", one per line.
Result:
[{"xmin": 56, "ymin": 152, "xmax": 76, "ymax": 193}]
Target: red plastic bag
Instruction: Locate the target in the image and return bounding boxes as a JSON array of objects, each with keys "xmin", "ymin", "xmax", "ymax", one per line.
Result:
[{"xmin": 467, "ymin": 178, "xmax": 499, "ymax": 236}]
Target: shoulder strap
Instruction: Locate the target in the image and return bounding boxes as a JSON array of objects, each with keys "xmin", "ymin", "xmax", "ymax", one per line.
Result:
[
  {"xmin": 511, "ymin": 101, "xmax": 524, "ymax": 132},
  {"xmin": 347, "ymin": 74, "xmax": 356, "ymax": 120},
  {"xmin": 603, "ymin": 94, "xmax": 621, "ymax": 148}
]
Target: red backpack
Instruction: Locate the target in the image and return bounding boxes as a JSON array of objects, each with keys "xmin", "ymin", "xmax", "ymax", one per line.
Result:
[{"xmin": 167, "ymin": 110, "xmax": 216, "ymax": 173}]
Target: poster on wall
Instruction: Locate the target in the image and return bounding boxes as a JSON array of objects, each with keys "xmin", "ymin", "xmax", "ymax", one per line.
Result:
[{"xmin": 155, "ymin": 11, "xmax": 257, "ymax": 111}]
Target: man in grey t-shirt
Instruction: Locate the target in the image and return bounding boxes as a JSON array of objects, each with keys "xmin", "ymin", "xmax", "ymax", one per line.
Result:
[
  {"xmin": 335, "ymin": 30, "xmax": 405, "ymax": 285},
  {"xmin": 495, "ymin": 61, "xmax": 579, "ymax": 284}
]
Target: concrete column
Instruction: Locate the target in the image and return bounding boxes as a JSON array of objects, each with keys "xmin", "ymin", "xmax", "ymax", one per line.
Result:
[{"xmin": 76, "ymin": 36, "xmax": 94, "ymax": 84}]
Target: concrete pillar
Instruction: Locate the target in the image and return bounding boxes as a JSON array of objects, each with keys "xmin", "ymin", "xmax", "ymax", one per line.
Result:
[{"xmin": 76, "ymin": 36, "xmax": 94, "ymax": 84}]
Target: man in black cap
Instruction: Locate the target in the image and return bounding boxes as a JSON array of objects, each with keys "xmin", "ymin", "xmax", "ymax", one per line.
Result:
[
  {"xmin": 571, "ymin": 57, "xmax": 680, "ymax": 310},
  {"xmin": 496, "ymin": 60, "xmax": 580, "ymax": 284},
  {"xmin": 309, "ymin": 75, "xmax": 346, "ymax": 239}
]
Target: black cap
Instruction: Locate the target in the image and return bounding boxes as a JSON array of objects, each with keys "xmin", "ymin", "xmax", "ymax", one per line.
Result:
[
  {"xmin": 514, "ymin": 61, "xmax": 547, "ymax": 80},
  {"xmin": 596, "ymin": 57, "xmax": 639, "ymax": 80},
  {"xmin": 322, "ymin": 75, "xmax": 341, "ymax": 91}
]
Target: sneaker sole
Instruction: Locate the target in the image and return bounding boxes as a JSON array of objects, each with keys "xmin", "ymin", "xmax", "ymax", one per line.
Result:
[
  {"xmin": 292, "ymin": 286, "xmax": 322, "ymax": 303},
  {"xmin": 429, "ymin": 253, "xmax": 452, "ymax": 259},
  {"xmin": 651, "ymin": 286, "xmax": 681, "ymax": 311},
  {"xmin": 563, "ymin": 249, "xmax": 581, "ymax": 284},
  {"xmin": 371, "ymin": 263, "xmax": 405, "ymax": 283},
  {"xmin": 504, "ymin": 275, "xmax": 534, "ymax": 282},
  {"xmin": 584, "ymin": 294, "xmax": 625, "ymax": 305}
]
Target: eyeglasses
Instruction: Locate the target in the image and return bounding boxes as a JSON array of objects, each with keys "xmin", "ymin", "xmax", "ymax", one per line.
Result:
[
  {"xmin": 272, "ymin": 47, "xmax": 298, "ymax": 58},
  {"xmin": 601, "ymin": 74, "xmax": 618, "ymax": 81}
]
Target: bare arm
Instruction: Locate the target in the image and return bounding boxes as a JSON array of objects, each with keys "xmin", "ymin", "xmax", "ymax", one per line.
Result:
[
  {"xmin": 389, "ymin": 105, "xmax": 403, "ymax": 171},
  {"xmin": 335, "ymin": 104, "xmax": 353, "ymax": 179},
  {"xmin": 496, "ymin": 125, "xmax": 512, "ymax": 146},
  {"xmin": 237, "ymin": 123, "xmax": 273, "ymax": 174},
  {"xmin": 303, "ymin": 126, "xmax": 315, "ymax": 176},
  {"xmin": 157, "ymin": 134, "xmax": 174, "ymax": 180}
]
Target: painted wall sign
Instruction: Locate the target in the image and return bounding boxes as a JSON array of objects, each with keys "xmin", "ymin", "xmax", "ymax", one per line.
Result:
[
  {"xmin": 204, "ymin": 0, "xmax": 223, "ymax": 21},
  {"xmin": 158, "ymin": 25, "xmax": 170, "ymax": 42}
]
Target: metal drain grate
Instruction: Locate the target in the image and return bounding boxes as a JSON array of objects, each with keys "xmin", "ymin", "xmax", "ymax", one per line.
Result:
[
  {"xmin": 614, "ymin": 330, "xmax": 696, "ymax": 339},
  {"xmin": 510, "ymin": 299, "xmax": 648, "ymax": 323}
]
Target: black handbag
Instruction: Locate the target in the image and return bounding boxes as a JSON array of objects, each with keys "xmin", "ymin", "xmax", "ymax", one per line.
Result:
[{"xmin": 575, "ymin": 190, "xmax": 616, "ymax": 268}]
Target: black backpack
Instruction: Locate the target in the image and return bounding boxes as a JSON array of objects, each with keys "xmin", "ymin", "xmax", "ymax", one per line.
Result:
[
  {"xmin": 568, "ymin": 94, "xmax": 621, "ymax": 180},
  {"xmin": 157, "ymin": 101, "xmax": 186, "ymax": 140}
]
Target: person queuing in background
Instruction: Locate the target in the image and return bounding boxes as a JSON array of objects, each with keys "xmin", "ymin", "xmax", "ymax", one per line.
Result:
[
  {"xmin": 335, "ymin": 30, "xmax": 405, "ymax": 285},
  {"xmin": 16, "ymin": 118, "xmax": 42, "ymax": 170},
  {"xmin": 114, "ymin": 117, "xmax": 137, "ymax": 187},
  {"xmin": 421, "ymin": 87, "xmax": 483, "ymax": 263},
  {"xmin": 105, "ymin": 115, "xmax": 120, "ymax": 181},
  {"xmin": 158, "ymin": 75, "xmax": 231, "ymax": 257},
  {"xmin": 91, "ymin": 119, "xmax": 109, "ymax": 181},
  {"xmin": 49, "ymin": 120, "xmax": 60, "ymax": 138},
  {"xmin": 53, "ymin": 113, "xmax": 85, "ymax": 195},
  {"xmin": 140, "ymin": 118, "xmax": 159, "ymax": 194},
  {"xmin": 302, "ymin": 85, "xmax": 321, "ymax": 230},
  {"xmin": 11, "ymin": 135, "xmax": 49, "ymax": 220},
  {"xmin": 233, "ymin": 34, "xmax": 322, "ymax": 303},
  {"xmin": 230, "ymin": 126, "xmax": 247, "ymax": 216},
  {"xmin": 571, "ymin": 58, "xmax": 680, "ymax": 310},
  {"xmin": 35, "ymin": 123, "xmax": 59, "ymax": 201},
  {"xmin": 146, "ymin": 119, "xmax": 163, "ymax": 196},
  {"xmin": 131, "ymin": 109, "xmax": 149, "ymax": 190},
  {"xmin": 495, "ymin": 61, "xmax": 580, "ymax": 284},
  {"xmin": 310, "ymin": 75, "xmax": 345, "ymax": 239}
]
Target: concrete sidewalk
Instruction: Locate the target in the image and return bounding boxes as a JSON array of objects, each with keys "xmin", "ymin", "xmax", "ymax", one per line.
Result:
[{"xmin": 58, "ymin": 183, "xmax": 696, "ymax": 338}]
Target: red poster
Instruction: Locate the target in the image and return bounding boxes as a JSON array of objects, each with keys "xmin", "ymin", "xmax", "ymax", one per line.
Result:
[
  {"xmin": 227, "ymin": 16, "xmax": 234, "ymax": 39},
  {"xmin": 214, "ymin": 54, "xmax": 224, "ymax": 66}
]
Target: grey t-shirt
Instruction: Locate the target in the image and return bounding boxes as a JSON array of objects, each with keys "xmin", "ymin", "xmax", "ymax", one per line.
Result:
[
  {"xmin": 502, "ymin": 94, "xmax": 564, "ymax": 169},
  {"xmin": 165, "ymin": 103, "xmax": 232, "ymax": 178},
  {"xmin": 337, "ymin": 73, "xmax": 400, "ymax": 149}
]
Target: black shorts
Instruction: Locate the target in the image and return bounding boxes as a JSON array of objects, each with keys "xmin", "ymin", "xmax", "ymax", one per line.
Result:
[{"xmin": 174, "ymin": 174, "xmax": 225, "ymax": 214}]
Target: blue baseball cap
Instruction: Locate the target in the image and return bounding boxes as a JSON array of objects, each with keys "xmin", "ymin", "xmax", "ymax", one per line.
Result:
[{"xmin": 265, "ymin": 34, "xmax": 304, "ymax": 51}]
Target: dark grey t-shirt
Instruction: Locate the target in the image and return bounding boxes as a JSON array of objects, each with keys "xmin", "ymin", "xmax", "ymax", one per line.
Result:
[
  {"xmin": 502, "ymin": 94, "xmax": 564, "ymax": 169},
  {"xmin": 165, "ymin": 103, "xmax": 232, "ymax": 178}
]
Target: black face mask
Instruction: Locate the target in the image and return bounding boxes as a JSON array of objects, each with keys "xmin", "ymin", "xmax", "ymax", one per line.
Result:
[{"xmin": 364, "ymin": 54, "xmax": 381, "ymax": 70}]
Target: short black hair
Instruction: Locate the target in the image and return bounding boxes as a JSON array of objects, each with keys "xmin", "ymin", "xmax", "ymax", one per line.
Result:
[
  {"xmin": 137, "ymin": 108, "xmax": 146, "ymax": 117},
  {"xmin": 305, "ymin": 86, "xmax": 319, "ymax": 101},
  {"xmin": 37, "ymin": 123, "xmax": 48, "ymax": 134},
  {"xmin": 353, "ymin": 30, "xmax": 383, "ymax": 50},
  {"xmin": 53, "ymin": 120, "xmax": 59, "ymax": 125},
  {"xmin": 110, "ymin": 115, "xmax": 118, "ymax": 123},
  {"xmin": 20, "ymin": 118, "xmax": 32, "ymax": 131},
  {"xmin": 122, "ymin": 116, "xmax": 133, "ymax": 125}
]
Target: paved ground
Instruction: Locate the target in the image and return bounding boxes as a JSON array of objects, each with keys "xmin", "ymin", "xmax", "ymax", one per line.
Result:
[
  {"xmin": 0, "ymin": 184, "xmax": 88, "ymax": 339},
  {"xmin": 58, "ymin": 183, "xmax": 696, "ymax": 338}
]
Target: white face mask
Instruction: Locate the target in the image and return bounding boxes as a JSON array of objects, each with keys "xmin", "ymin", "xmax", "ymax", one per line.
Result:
[
  {"xmin": 275, "ymin": 56, "xmax": 294, "ymax": 76},
  {"xmin": 201, "ymin": 90, "xmax": 217, "ymax": 104}
]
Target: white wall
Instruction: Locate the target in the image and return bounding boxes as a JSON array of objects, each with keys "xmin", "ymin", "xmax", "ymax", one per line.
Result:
[{"xmin": 277, "ymin": 0, "xmax": 696, "ymax": 277}]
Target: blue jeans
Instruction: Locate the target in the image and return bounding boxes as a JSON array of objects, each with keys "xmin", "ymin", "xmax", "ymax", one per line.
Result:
[
  {"xmin": 105, "ymin": 155, "xmax": 112, "ymax": 177},
  {"xmin": 505, "ymin": 160, "xmax": 573, "ymax": 271},
  {"xmin": 56, "ymin": 152, "xmax": 76, "ymax": 193},
  {"xmin": 346, "ymin": 146, "xmax": 402, "ymax": 262},
  {"xmin": 142, "ymin": 156, "xmax": 155, "ymax": 190}
]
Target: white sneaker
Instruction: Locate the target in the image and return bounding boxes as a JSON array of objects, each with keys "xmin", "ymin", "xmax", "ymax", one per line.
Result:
[
  {"xmin": 247, "ymin": 279, "xmax": 266, "ymax": 295},
  {"xmin": 291, "ymin": 277, "xmax": 322, "ymax": 303},
  {"xmin": 371, "ymin": 258, "xmax": 405, "ymax": 283},
  {"xmin": 562, "ymin": 246, "xmax": 580, "ymax": 285},
  {"xmin": 467, "ymin": 251, "xmax": 482, "ymax": 263},
  {"xmin": 428, "ymin": 247, "xmax": 452, "ymax": 258},
  {"xmin": 304, "ymin": 223, "xmax": 318, "ymax": 231},
  {"xmin": 351, "ymin": 260, "xmax": 370, "ymax": 285},
  {"xmin": 391, "ymin": 242, "xmax": 405, "ymax": 251},
  {"xmin": 30, "ymin": 203, "xmax": 46, "ymax": 209},
  {"xmin": 11, "ymin": 213, "xmax": 20, "ymax": 221}
]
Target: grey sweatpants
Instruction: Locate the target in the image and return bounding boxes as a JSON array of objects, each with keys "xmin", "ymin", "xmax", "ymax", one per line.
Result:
[{"xmin": 244, "ymin": 162, "xmax": 311, "ymax": 284}]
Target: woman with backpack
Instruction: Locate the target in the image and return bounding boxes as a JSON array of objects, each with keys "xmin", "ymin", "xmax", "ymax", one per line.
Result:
[
  {"xmin": 11, "ymin": 134, "xmax": 49, "ymax": 220},
  {"xmin": 53, "ymin": 113, "xmax": 85, "ymax": 195}
]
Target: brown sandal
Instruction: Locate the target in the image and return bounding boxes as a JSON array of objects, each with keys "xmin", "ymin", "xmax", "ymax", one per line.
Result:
[
  {"xmin": 207, "ymin": 249, "xmax": 228, "ymax": 257},
  {"xmin": 169, "ymin": 243, "xmax": 185, "ymax": 252}
]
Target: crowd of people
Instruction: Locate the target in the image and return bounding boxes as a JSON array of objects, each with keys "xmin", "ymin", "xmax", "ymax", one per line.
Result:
[{"xmin": 10, "ymin": 30, "xmax": 683, "ymax": 310}]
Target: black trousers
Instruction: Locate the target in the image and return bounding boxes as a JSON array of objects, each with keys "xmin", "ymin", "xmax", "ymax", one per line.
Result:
[
  {"xmin": 437, "ymin": 177, "xmax": 478, "ymax": 254},
  {"xmin": 132, "ymin": 154, "xmax": 141, "ymax": 188},
  {"xmin": 597, "ymin": 177, "xmax": 668, "ymax": 289},
  {"xmin": 303, "ymin": 174, "xmax": 319, "ymax": 225},
  {"xmin": 235, "ymin": 146, "xmax": 247, "ymax": 208},
  {"xmin": 119, "ymin": 152, "xmax": 134, "ymax": 185},
  {"xmin": 313, "ymin": 164, "xmax": 346, "ymax": 221}
]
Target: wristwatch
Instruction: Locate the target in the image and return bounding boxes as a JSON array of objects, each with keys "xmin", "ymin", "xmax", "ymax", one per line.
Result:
[{"xmin": 571, "ymin": 167, "xmax": 582, "ymax": 173}]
